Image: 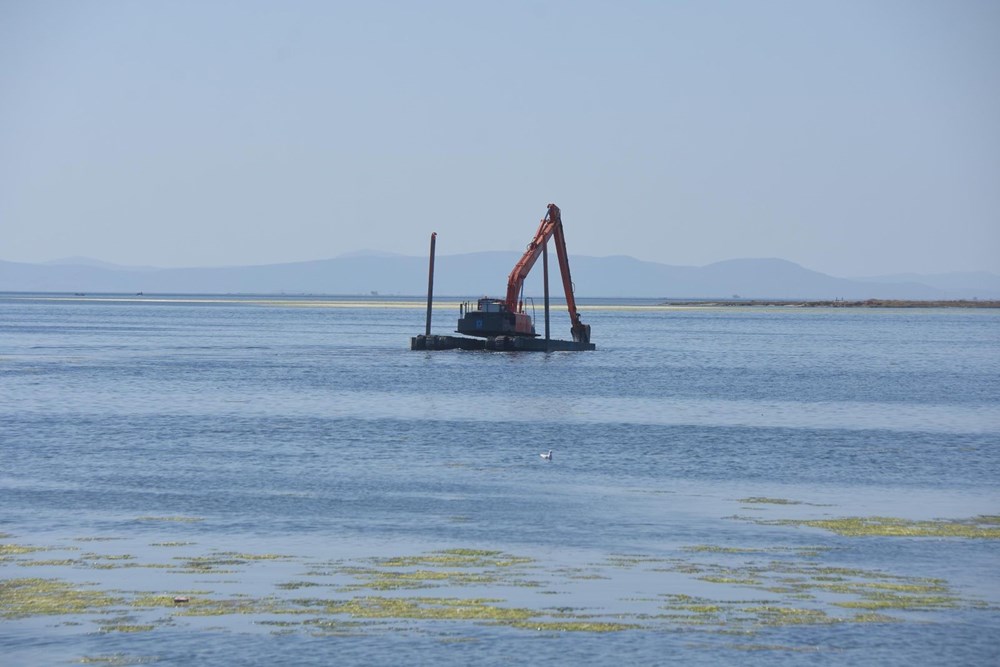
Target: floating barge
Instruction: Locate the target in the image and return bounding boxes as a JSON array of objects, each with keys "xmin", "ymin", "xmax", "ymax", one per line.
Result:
[{"xmin": 410, "ymin": 204, "xmax": 595, "ymax": 352}]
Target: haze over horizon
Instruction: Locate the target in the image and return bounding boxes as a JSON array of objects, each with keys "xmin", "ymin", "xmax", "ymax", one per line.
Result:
[
  {"xmin": 3, "ymin": 1, "xmax": 998, "ymax": 276},
  {"xmin": 16, "ymin": 251, "xmax": 1000, "ymax": 283}
]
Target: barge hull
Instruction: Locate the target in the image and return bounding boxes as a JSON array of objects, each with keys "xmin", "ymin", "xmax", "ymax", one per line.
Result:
[{"xmin": 411, "ymin": 334, "xmax": 595, "ymax": 352}]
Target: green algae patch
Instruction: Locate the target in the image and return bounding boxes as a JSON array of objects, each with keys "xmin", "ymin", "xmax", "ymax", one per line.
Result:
[
  {"xmin": 18, "ymin": 558, "xmax": 80, "ymax": 567},
  {"xmin": 131, "ymin": 594, "xmax": 208, "ymax": 609},
  {"xmin": 642, "ymin": 552, "xmax": 979, "ymax": 629},
  {"xmin": 812, "ymin": 579, "xmax": 948, "ymax": 597},
  {"xmin": 606, "ymin": 554, "xmax": 669, "ymax": 568},
  {"xmin": 173, "ymin": 598, "xmax": 289, "ymax": 617},
  {"xmin": 129, "ymin": 593, "xmax": 293, "ymax": 618},
  {"xmin": 698, "ymin": 575, "xmax": 761, "ymax": 585},
  {"xmin": 171, "ymin": 551, "xmax": 289, "ymax": 574},
  {"xmin": 658, "ymin": 596, "xmax": 899, "ymax": 631},
  {"xmin": 276, "ymin": 581, "xmax": 324, "ymax": 591},
  {"xmin": 509, "ymin": 620, "xmax": 638, "ymax": 632},
  {"xmin": 302, "ymin": 596, "xmax": 537, "ymax": 624},
  {"xmin": 832, "ymin": 592, "xmax": 958, "ymax": 611},
  {"xmin": 767, "ymin": 516, "xmax": 1000, "ymax": 538},
  {"xmin": 74, "ymin": 553, "xmax": 175, "ymax": 571},
  {"xmin": 1, "ymin": 578, "xmax": 121, "ymax": 618},
  {"xmin": 723, "ymin": 643, "xmax": 822, "ymax": 652},
  {"xmin": 218, "ymin": 551, "xmax": 289, "ymax": 561},
  {"xmin": 440, "ymin": 548, "xmax": 503, "ymax": 557},
  {"xmin": 743, "ymin": 605, "xmax": 833, "ymax": 626},
  {"xmin": 656, "ymin": 594, "xmax": 841, "ymax": 629},
  {"xmin": 78, "ymin": 655, "xmax": 160, "ymax": 665},
  {"xmin": 683, "ymin": 545, "xmax": 831, "ymax": 560},
  {"xmin": 334, "ymin": 549, "xmax": 539, "ymax": 592},
  {"xmin": 338, "ymin": 567, "xmax": 512, "ymax": 592},
  {"xmin": 74, "ymin": 537, "xmax": 124, "ymax": 542},
  {"xmin": 684, "ymin": 545, "xmax": 768, "ymax": 554},
  {"xmin": 1, "ymin": 543, "xmax": 49, "ymax": 558},
  {"xmin": 374, "ymin": 549, "xmax": 532, "ymax": 569},
  {"xmin": 99, "ymin": 623, "xmax": 156, "ymax": 633},
  {"xmin": 849, "ymin": 612, "xmax": 902, "ymax": 623},
  {"xmin": 740, "ymin": 497, "xmax": 803, "ymax": 505},
  {"xmin": 301, "ymin": 617, "xmax": 378, "ymax": 635}
]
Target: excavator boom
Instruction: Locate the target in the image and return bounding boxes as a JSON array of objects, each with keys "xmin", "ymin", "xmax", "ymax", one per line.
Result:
[
  {"xmin": 503, "ymin": 209, "xmax": 556, "ymax": 309},
  {"xmin": 504, "ymin": 204, "xmax": 589, "ymax": 343}
]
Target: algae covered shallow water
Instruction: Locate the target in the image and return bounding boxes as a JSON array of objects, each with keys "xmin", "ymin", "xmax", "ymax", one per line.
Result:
[{"xmin": 1, "ymin": 295, "xmax": 998, "ymax": 665}]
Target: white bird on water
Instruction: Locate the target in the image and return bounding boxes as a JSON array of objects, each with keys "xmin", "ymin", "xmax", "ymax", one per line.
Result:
[{"xmin": 540, "ymin": 450, "xmax": 553, "ymax": 461}]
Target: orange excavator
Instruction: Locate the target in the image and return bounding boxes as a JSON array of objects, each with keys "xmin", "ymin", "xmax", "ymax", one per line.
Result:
[{"xmin": 456, "ymin": 204, "xmax": 591, "ymax": 344}]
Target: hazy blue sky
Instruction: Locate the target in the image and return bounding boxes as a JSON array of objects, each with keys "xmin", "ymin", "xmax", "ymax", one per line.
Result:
[{"xmin": 2, "ymin": 1, "xmax": 998, "ymax": 276}]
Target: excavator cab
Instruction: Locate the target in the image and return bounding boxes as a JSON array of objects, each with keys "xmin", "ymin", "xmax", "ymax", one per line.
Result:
[{"xmin": 456, "ymin": 298, "xmax": 536, "ymax": 338}]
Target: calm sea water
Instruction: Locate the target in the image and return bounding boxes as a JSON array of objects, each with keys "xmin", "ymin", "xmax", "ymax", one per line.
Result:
[{"xmin": 1, "ymin": 295, "xmax": 998, "ymax": 665}]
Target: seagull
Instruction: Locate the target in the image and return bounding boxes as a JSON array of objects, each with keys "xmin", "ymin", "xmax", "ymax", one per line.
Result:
[{"xmin": 540, "ymin": 450, "xmax": 553, "ymax": 461}]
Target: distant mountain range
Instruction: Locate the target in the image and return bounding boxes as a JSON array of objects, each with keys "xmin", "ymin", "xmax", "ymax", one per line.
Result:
[{"xmin": 2, "ymin": 254, "xmax": 998, "ymax": 300}]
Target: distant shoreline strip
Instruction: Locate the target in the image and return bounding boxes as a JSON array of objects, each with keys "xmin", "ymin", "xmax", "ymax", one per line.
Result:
[{"xmin": 3, "ymin": 295, "xmax": 997, "ymax": 310}]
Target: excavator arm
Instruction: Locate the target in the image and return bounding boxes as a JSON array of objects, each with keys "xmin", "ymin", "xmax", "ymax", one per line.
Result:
[{"xmin": 504, "ymin": 204, "xmax": 590, "ymax": 344}]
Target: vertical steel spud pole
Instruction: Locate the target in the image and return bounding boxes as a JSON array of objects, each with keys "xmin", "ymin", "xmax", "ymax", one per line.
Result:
[
  {"xmin": 425, "ymin": 232, "xmax": 437, "ymax": 336},
  {"xmin": 543, "ymin": 236, "xmax": 551, "ymax": 346}
]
